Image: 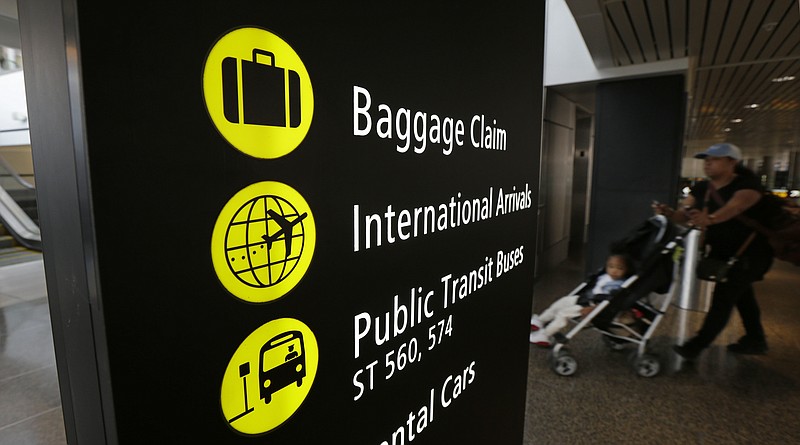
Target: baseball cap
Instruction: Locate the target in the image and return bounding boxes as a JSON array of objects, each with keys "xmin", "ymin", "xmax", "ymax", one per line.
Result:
[{"xmin": 694, "ymin": 142, "xmax": 743, "ymax": 160}]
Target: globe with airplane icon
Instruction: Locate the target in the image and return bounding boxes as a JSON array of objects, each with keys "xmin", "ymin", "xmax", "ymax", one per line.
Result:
[{"xmin": 224, "ymin": 194, "xmax": 308, "ymax": 288}]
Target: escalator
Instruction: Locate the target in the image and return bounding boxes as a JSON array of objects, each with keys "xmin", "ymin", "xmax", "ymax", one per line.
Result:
[{"xmin": 0, "ymin": 155, "xmax": 41, "ymax": 251}]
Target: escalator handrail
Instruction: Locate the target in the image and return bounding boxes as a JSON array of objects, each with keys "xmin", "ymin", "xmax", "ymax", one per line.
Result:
[
  {"xmin": 0, "ymin": 155, "xmax": 34, "ymax": 190},
  {"xmin": 0, "ymin": 184, "xmax": 41, "ymax": 250}
]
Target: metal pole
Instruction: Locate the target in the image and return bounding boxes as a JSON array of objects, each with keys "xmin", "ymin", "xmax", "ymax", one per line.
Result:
[
  {"xmin": 678, "ymin": 228, "xmax": 701, "ymax": 309},
  {"xmin": 678, "ymin": 228, "xmax": 714, "ymax": 311}
]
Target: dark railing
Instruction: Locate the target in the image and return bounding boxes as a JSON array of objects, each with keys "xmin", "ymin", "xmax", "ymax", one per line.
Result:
[
  {"xmin": 0, "ymin": 150, "xmax": 41, "ymax": 250},
  {"xmin": 0, "ymin": 154, "xmax": 35, "ymax": 190}
]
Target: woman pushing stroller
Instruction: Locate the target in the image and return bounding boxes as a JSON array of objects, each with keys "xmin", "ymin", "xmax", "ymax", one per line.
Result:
[{"xmin": 653, "ymin": 143, "xmax": 775, "ymax": 359}]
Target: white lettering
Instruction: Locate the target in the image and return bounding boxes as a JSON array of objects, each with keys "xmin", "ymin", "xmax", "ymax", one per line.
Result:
[
  {"xmin": 353, "ymin": 86, "xmax": 371, "ymax": 136},
  {"xmin": 352, "ymin": 85, "xmax": 493, "ymax": 157}
]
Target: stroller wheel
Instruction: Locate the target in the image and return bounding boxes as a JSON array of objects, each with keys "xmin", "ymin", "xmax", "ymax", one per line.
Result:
[
  {"xmin": 634, "ymin": 354, "xmax": 661, "ymax": 377},
  {"xmin": 602, "ymin": 335, "xmax": 627, "ymax": 351},
  {"xmin": 550, "ymin": 349, "xmax": 578, "ymax": 376}
]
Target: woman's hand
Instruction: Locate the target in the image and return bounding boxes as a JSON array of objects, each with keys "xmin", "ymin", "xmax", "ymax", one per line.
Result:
[
  {"xmin": 686, "ymin": 209, "xmax": 714, "ymax": 228},
  {"xmin": 654, "ymin": 196, "xmax": 695, "ymax": 225},
  {"xmin": 652, "ymin": 201, "xmax": 674, "ymax": 217}
]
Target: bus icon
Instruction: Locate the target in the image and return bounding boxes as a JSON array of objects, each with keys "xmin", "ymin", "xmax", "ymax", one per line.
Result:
[
  {"xmin": 260, "ymin": 330, "xmax": 306, "ymax": 403},
  {"xmin": 220, "ymin": 319, "xmax": 317, "ymax": 435}
]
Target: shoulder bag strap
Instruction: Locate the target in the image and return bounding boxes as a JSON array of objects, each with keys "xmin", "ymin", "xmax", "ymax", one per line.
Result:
[
  {"xmin": 697, "ymin": 184, "xmax": 712, "ymax": 249},
  {"xmin": 706, "ymin": 182, "xmax": 760, "ymax": 260},
  {"xmin": 707, "ymin": 183, "xmax": 772, "ymax": 236}
]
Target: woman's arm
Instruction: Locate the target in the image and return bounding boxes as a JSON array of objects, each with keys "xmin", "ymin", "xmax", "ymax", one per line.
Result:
[
  {"xmin": 653, "ymin": 194, "xmax": 695, "ymax": 224},
  {"xmin": 686, "ymin": 189, "xmax": 762, "ymax": 227}
]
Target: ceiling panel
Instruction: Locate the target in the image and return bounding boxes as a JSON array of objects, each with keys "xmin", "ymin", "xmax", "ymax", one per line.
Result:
[
  {"xmin": 666, "ymin": 0, "xmax": 687, "ymax": 58},
  {"xmin": 646, "ymin": 0, "xmax": 672, "ymax": 60},
  {"xmin": 587, "ymin": 0, "xmax": 800, "ymax": 161},
  {"xmin": 699, "ymin": 0, "xmax": 727, "ymax": 66},
  {"xmin": 606, "ymin": 1, "xmax": 647, "ymax": 64},
  {"xmin": 713, "ymin": 1, "xmax": 749, "ymax": 66},
  {"xmin": 627, "ymin": 0, "xmax": 660, "ymax": 62},
  {"xmin": 727, "ymin": 1, "xmax": 773, "ymax": 62},
  {"xmin": 687, "ymin": 0, "xmax": 709, "ymax": 56},
  {"xmin": 743, "ymin": 0, "xmax": 795, "ymax": 62}
]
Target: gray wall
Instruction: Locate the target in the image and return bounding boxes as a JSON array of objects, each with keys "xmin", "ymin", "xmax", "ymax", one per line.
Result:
[
  {"xmin": 18, "ymin": 0, "xmax": 114, "ymax": 442},
  {"xmin": 569, "ymin": 111, "xmax": 592, "ymax": 256},
  {"xmin": 587, "ymin": 75, "xmax": 685, "ymax": 273},
  {"xmin": 538, "ymin": 91, "xmax": 576, "ymax": 273}
]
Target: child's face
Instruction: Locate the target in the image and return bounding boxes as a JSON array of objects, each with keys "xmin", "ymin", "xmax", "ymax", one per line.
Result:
[{"xmin": 605, "ymin": 256, "xmax": 628, "ymax": 280}]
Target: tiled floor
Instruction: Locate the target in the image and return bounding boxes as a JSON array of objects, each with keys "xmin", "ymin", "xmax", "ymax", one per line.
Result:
[
  {"xmin": 0, "ymin": 259, "xmax": 66, "ymax": 445},
  {"xmin": 1, "ymin": 256, "xmax": 799, "ymax": 444},
  {"xmin": 524, "ymin": 256, "xmax": 800, "ymax": 444}
]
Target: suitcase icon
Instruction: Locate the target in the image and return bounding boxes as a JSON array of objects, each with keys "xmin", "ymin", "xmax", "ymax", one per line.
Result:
[{"xmin": 221, "ymin": 49, "xmax": 302, "ymax": 128}]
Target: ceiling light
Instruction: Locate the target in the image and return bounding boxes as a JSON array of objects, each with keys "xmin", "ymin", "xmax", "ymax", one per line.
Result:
[
  {"xmin": 731, "ymin": 118, "xmax": 743, "ymax": 123},
  {"xmin": 744, "ymin": 104, "xmax": 759, "ymax": 109},
  {"xmin": 772, "ymin": 75, "xmax": 796, "ymax": 83},
  {"xmin": 723, "ymin": 127, "xmax": 732, "ymax": 132}
]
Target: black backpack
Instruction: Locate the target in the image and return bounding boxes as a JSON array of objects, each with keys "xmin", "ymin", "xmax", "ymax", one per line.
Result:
[{"xmin": 743, "ymin": 193, "xmax": 800, "ymax": 265}]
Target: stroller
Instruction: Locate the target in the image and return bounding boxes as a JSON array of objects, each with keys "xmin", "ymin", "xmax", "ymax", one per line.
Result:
[{"xmin": 545, "ymin": 215, "xmax": 686, "ymax": 377}]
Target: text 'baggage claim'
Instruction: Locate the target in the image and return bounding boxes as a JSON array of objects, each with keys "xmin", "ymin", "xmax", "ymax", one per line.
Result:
[{"xmin": 353, "ymin": 86, "xmax": 507, "ymax": 155}]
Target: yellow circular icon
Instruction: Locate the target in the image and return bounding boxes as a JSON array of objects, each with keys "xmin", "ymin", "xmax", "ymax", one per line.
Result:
[
  {"xmin": 211, "ymin": 182, "xmax": 316, "ymax": 303},
  {"xmin": 203, "ymin": 27, "xmax": 314, "ymax": 159},
  {"xmin": 221, "ymin": 318, "xmax": 319, "ymax": 435}
]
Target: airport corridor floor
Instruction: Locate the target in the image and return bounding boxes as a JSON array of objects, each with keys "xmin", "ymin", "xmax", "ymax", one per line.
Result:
[{"xmin": 525, "ymin": 257, "xmax": 800, "ymax": 444}]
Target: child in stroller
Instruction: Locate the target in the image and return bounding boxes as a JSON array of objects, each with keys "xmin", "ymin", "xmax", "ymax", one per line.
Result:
[
  {"xmin": 529, "ymin": 215, "xmax": 685, "ymax": 377},
  {"xmin": 529, "ymin": 251, "xmax": 634, "ymax": 347}
]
